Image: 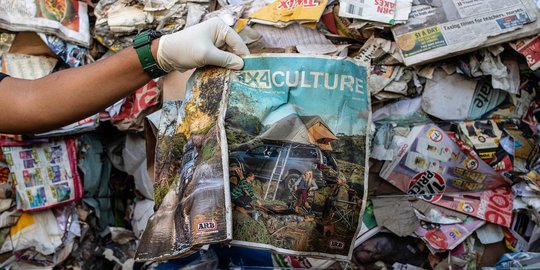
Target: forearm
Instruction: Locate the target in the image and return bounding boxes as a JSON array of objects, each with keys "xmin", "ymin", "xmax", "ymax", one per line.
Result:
[
  {"xmin": 0, "ymin": 18, "xmax": 249, "ymax": 134},
  {"xmin": 0, "ymin": 40, "xmax": 159, "ymax": 134}
]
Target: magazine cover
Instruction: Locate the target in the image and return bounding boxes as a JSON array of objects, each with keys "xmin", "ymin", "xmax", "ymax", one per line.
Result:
[
  {"xmin": 135, "ymin": 67, "xmax": 232, "ymax": 261},
  {"xmin": 226, "ymin": 54, "xmax": 370, "ymax": 260}
]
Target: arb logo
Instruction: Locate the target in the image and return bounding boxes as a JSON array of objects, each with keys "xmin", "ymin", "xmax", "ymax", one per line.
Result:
[
  {"xmin": 197, "ymin": 220, "xmax": 217, "ymax": 232},
  {"xmin": 329, "ymin": 240, "xmax": 345, "ymax": 249}
]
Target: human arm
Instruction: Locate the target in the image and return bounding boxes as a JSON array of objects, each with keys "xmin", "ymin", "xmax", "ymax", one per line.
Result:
[
  {"xmin": 0, "ymin": 44, "xmax": 153, "ymax": 133},
  {"xmin": 233, "ymin": 166, "xmax": 244, "ymax": 180},
  {"xmin": 0, "ymin": 18, "xmax": 248, "ymax": 134},
  {"xmin": 247, "ymin": 183, "xmax": 258, "ymax": 203},
  {"xmin": 237, "ymin": 180, "xmax": 258, "ymax": 203},
  {"xmin": 309, "ymin": 178, "xmax": 318, "ymax": 191}
]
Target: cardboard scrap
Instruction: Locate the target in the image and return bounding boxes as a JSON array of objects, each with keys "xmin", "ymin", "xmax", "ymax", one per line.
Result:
[{"xmin": 372, "ymin": 197, "xmax": 420, "ymax": 237}]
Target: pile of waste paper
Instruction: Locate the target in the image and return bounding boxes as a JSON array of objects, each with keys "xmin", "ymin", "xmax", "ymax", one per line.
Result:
[{"xmin": 1, "ymin": 0, "xmax": 540, "ymax": 269}]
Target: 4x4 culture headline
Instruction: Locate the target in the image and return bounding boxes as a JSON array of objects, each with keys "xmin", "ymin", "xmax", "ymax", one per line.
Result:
[{"xmin": 237, "ymin": 70, "xmax": 366, "ymax": 94}]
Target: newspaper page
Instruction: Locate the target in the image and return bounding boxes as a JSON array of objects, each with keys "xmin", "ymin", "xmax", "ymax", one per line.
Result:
[
  {"xmin": 392, "ymin": 0, "xmax": 540, "ymax": 66},
  {"xmin": 3, "ymin": 53, "xmax": 57, "ymax": 79},
  {"xmin": 380, "ymin": 124, "xmax": 511, "ymax": 192},
  {"xmin": 226, "ymin": 54, "xmax": 370, "ymax": 260},
  {"xmin": 339, "ymin": 0, "xmax": 413, "ymax": 24},
  {"xmin": 1, "ymin": 138, "xmax": 82, "ymax": 211},
  {"xmin": 135, "ymin": 67, "xmax": 232, "ymax": 261},
  {"xmin": 354, "ymin": 201, "xmax": 383, "ymax": 246},
  {"xmin": 0, "ymin": 162, "xmax": 9, "ymax": 185},
  {"xmin": 111, "ymin": 80, "xmax": 162, "ymax": 132},
  {"xmin": 251, "ymin": 23, "xmax": 333, "ymax": 48},
  {"xmin": 0, "ymin": 0, "xmax": 90, "ymax": 47}
]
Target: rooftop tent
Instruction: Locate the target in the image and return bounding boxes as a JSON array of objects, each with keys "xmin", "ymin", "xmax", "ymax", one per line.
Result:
[{"xmin": 258, "ymin": 114, "xmax": 338, "ymax": 150}]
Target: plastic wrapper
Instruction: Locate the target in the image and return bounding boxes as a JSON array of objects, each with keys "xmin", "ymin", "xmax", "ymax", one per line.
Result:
[{"xmin": 10, "ymin": 210, "xmax": 62, "ymax": 255}]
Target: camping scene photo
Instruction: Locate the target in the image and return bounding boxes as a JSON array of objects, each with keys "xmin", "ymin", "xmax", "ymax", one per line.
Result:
[{"xmin": 225, "ymin": 55, "xmax": 370, "ymax": 258}]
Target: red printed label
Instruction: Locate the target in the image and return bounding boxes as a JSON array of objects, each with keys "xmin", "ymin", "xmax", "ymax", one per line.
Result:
[
  {"xmin": 408, "ymin": 171, "xmax": 446, "ymax": 202},
  {"xmin": 516, "ymin": 35, "xmax": 540, "ymax": 70},
  {"xmin": 277, "ymin": 0, "xmax": 319, "ymax": 10},
  {"xmin": 427, "ymin": 128, "xmax": 443, "ymax": 142}
]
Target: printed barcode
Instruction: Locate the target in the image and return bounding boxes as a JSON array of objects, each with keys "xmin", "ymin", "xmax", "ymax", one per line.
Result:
[{"xmin": 347, "ymin": 4, "xmax": 363, "ymax": 16}]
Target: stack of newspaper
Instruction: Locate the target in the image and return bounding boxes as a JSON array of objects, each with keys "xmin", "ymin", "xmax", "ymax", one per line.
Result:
[{"xmin": 338, "ymin": 0, "xmax": 413, "ymax": 25}]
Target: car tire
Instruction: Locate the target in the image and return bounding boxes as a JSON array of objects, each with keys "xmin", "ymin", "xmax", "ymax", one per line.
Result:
[{"xmin": 275, "ymin": 172, "xmax": 301, "ymax": 201}]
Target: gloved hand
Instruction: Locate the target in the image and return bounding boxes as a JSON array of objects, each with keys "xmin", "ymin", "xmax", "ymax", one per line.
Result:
[{"xmin": 157, "ymin": 18, "xmax": 250, "ymax": 72}]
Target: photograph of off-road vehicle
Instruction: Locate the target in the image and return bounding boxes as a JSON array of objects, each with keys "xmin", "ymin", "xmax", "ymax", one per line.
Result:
[
  {"xmin": 224, "ymin": 55, "xmax": 369, "ymax": 258},
  {"xmin": 226, "ymin": 62, "xmax": 369, "ymax": 256}
]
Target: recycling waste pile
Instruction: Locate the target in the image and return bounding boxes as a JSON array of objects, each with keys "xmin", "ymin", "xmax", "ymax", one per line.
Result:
[{"xmin": 3, "ymin": 0, "xmax": 540, "ymax": 269}]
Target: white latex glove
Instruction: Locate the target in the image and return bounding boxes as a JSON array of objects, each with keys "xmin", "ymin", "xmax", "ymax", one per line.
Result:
[{"xmin": 157, "ymin": 18, "xmax": 250, "ymax": 72}]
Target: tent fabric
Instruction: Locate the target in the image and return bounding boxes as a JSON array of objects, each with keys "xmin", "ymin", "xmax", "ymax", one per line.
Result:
[{"xmin": 258, "ymin": 114, "xmax": 337, "ymax": 150}]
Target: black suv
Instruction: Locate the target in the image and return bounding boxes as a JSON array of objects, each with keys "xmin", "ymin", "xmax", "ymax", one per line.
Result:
[{"xmin": 229, "ymin": 142, "xmax": 338, "ymax": 197}]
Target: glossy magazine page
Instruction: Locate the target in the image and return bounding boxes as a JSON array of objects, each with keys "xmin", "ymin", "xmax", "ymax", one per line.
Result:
[
  {"xmin": 136, "ymin": 67, "xmax": 232, "ymax": 261},
  {"xmin": 227, "ymin": 54, "xmax": 370, "ymax": 261}
]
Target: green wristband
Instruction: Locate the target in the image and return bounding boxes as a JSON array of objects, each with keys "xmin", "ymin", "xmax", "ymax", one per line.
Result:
[{"xmin": 133, "ymin": 30, "xmax": 167, "ymax": 79}]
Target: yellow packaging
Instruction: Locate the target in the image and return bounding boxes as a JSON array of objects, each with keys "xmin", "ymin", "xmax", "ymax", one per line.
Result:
[{"xmin": 249, "ymin": 0, "xmax": 328, "ymax": 24}]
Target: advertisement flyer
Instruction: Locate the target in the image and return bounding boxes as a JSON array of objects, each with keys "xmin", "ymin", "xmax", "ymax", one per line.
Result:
[{"xmin": 2, "ymin": 138, "xmax": 82, "ymax": 211}]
